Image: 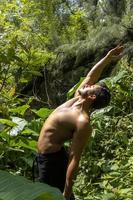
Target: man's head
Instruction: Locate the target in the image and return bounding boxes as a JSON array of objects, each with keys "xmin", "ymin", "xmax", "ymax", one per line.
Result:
[{"xmin": 78, "ymin": 82, "xmax": 111, "ymax": 109}]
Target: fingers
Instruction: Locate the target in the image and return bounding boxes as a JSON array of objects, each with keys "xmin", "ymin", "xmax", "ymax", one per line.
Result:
[
  {"xmin": 107, "ymin": 45, "xmax": 124, "ymax": 59},
  {"xmin": 115, "ymin": 45, "xmax": 124, "ymax": 51},
  {"xmin": 111, "ymin": 52, "xmax": 123, "ymax": 61},
  {"xmin": 113, "ymin": 45, "xmax": 124, "ymax": 55},
  {"xmin": 117, "ymin": 46, "xmax": 124, "ymax": 54}
]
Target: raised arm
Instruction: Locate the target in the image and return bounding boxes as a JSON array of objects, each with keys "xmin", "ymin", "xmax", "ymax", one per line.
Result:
[{"xmin": 74, "ymin": 45, "xmax": 124, "ymax": 96}]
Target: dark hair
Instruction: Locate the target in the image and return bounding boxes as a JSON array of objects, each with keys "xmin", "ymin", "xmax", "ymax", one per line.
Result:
[{"xmin": 92, "ymin": 83, "xmax": 111, "ymax": 109}]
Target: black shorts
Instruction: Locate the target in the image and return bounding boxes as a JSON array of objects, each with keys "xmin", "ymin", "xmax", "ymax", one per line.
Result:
[
  {"xmin": 36, "ymin": 147, "xmax": 68, "ymax": 192},
  {"xmin": 33, "ymin": 147, "xmax": 75, "ymax": 199}
]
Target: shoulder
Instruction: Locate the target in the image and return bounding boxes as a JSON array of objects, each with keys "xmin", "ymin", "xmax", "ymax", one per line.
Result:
[
  {"xmin": 76, "ymin": 114, "xmax": 91, "ymax": 132},
  {"xmin": 77, "ymin": 113, "xmax": 90, "ymax": 124}
]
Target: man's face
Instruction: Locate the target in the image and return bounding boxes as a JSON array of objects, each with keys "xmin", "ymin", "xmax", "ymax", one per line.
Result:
[{"xmin": 79, "ymin": 84, "xmax": 101, "ymax": 97}]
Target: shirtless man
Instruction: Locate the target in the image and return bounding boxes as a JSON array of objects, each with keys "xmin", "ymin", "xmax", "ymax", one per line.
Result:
[{"xmin": 37, "ymin": 45, "xmax": 123, "ymax": 200}]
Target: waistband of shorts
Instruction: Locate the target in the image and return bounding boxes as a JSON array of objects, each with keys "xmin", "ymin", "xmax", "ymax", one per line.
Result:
[{"xmin": 36, "ymin": 146, "xmax": 67, "ymax": 157}]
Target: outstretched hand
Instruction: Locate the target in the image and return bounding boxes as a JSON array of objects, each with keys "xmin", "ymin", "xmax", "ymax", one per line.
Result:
[{"xmin": 107, "ymin": 45, "xmax": 124, "ymax": 61}]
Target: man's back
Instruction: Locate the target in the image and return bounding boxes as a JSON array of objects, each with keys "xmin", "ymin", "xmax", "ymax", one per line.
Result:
[{"xmin": 37, "ymin": 96, "xmax": 90, "ymax": 153}]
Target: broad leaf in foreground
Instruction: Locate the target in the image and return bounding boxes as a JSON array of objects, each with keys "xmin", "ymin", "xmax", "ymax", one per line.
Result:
[{"xmin": 0, "ymin": 170, "xmax": 65, "ymax": 200}]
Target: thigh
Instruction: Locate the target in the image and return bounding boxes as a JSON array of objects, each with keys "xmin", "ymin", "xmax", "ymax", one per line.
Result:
[
  {"xmin": 50, "ymin": 150, "xmax": 68, "ymax": 191},
  {"xmin": 37, "ymin": 155, "xmax": 50, "ymax": 184},
  {"xmin": 37, "ymin": 149, "xmax": 68, "ymax": 192}
]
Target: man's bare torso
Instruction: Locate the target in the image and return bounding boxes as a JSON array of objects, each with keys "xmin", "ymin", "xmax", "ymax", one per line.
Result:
[{"xmin": 37, "ymin": 96, "xmax": 90, "ymax": 153}]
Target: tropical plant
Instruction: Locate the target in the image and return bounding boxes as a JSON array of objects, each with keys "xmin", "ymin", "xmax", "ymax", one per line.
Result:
[
  {"xmin": 0, "ymin": 1, "xmax": 133, "ymax": 199},
  {"xmin": 0, "ymin": 170, "xmax": 64, "ymax": 200}
]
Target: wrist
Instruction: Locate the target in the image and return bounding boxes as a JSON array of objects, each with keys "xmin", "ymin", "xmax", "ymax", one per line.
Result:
[
  {"xmin": 63, "ymin": 192, "xmax": 71, "ymax": 200},
  {"xmin": 105, "ymin": 53, "xmax": 112, "ymax": 62},
  {"xmin": 63, "ymin": 184, "xmax": 72, "ymax": 200}
]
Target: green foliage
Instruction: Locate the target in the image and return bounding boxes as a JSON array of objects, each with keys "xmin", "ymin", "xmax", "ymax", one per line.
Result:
[
  {"xmin": 0, "ymin": 95, "xmax": 51, "ymax": 177},
  {"xmin": 67, "ymin": 77, "xmax": 85, "ymax": 99},
  {"xmin": 74, "ymin": 59, "xmax": 133, "ymax": 199},
  {"xmin": 0, "ymin": 119, "xmax": 17, "ymax": 127},
  {"xmin": 10, "ymin": 105, "xmax": 30, "ymax": 116},
  {"xmin": 0, "ymin": 170, "xmax": 64, "ymax": 200},
  {"xmin": 0, "ymin": 0, "xmax": 133, "ymax": 199},
  {"xmin": 32, "ymin": 108, "xmax": 53, "ymax": 119}
]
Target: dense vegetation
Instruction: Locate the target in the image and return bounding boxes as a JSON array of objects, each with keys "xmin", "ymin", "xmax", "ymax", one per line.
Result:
[{"xmin": 0, "ymin": 0, "xmax": 133, "ymax": 200}]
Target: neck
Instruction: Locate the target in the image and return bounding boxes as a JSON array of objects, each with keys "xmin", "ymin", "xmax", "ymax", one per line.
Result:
[{"xmin": 72, "ymin": 96, "xmax": 92, "ymax": 115}]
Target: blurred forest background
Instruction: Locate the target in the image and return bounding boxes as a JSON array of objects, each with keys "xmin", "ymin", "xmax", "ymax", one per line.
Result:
[{"xmin": 0, "ymin": 0, "xmax": 133, "ymax": 200}]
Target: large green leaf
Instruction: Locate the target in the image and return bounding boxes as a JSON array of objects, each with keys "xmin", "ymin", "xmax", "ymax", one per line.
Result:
[
  {"xmin": 0, "ymin": 170, "xmax": 64, "ymax": 200},
  {"xmin": 16, "ymin": 140, "xmax": 37, "ymax": 151},
  {"xmin": 32, "ymin": 108, "xmax": 53, "ymax": 119},
  {"xmin": 9, "ymin": 105, "xmax": 30, "ymax": 116},
  {"xmin": 0, "ymin": 119, "xmax": 17, "ymax": 127},
  {"xmin": 67, "ymin": 77, "xmax": 85, "ymax": 99}
]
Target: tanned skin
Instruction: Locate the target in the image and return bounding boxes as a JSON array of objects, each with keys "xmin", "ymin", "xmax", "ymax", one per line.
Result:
[{"xmin": 37, "ymin": 45, "xmax": 124, "ymax": 200}]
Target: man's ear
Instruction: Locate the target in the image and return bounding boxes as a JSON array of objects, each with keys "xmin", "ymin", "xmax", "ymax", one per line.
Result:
[{"xmin": 88, "ymin": 94, "xmax": 96, "ymax": 100}]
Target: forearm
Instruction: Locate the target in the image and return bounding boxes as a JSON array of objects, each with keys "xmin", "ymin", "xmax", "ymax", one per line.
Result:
[
  {"xmin": 74, "ymin": 45, "xmax": 123, "ymax": 96},
  {"xmin": 63, "ymin": 177, "xmax": 73, "ymax": 200},
  {"xmin": 74, "ymin": 54, "xmax": 112, "ymax": 96},
  {"xmin": 63, "ymin": 160, "xmax": 78, "ymax": 200},
  {"xmin": 86, "ymin": 53, "xmax": 112, "ymax": 84}
]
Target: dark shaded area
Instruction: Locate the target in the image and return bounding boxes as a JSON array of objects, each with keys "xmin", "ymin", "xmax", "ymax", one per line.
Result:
[{"xmin": 19, "ymin": 28, "xmax": 133, "ymax": 108}]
